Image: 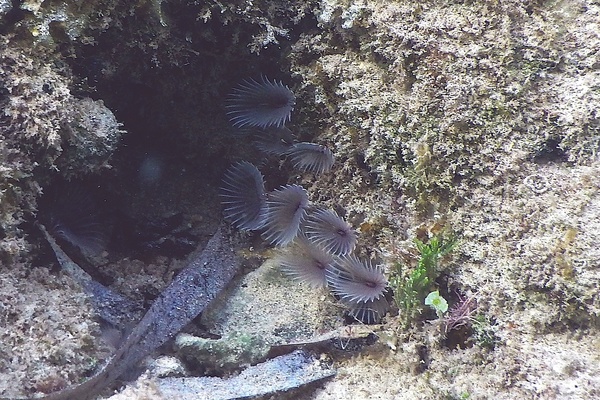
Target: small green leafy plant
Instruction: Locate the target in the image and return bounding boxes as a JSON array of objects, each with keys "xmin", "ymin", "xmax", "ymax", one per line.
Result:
[
  {"xmin": 425, "ymin": 290, "xmax": 448, "ymax": 318},
  {"xmin": 390, "ymin": 234, "xmax": 457, "ymax": 327}
]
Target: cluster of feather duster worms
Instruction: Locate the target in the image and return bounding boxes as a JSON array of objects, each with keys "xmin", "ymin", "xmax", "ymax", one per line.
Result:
[{"xmin": 221, "ymin": 76, "xmax": 389, "ymax": 324}]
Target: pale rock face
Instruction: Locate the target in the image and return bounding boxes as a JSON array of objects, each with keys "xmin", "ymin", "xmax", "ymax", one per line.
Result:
[{"xmin": 1, "ymin": 0, "xmax": 599, "ymax": 398}]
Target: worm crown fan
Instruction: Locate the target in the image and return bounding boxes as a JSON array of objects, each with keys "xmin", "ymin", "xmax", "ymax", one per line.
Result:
[
  {"xmin": 276, "ymin": 235, "xmax": 334, "ymax": 288},
  {"xmin": 325, "ymin": 255, "xmax": 388, "ymax": 304},
  {"xmin": 219, "ymin": 161, "xmax": 267, "ymax": 231},
  {"xmin": 226, "ymin": 76, "xmax": 295, "ymax": 129},
  {"xmin": 262, "ymin": 185, "xmax": 310, "ymax": 246},
  {"xmin": 304, "ymin": 208, "xmax": 357, "ymax": 256}
]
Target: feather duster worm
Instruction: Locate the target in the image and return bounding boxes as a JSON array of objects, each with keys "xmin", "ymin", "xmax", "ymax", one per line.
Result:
[
  {"xmin": 262, "ymin": 185, "xmax": 309, "ymax": 246},
  {"xmin": 304, "ymin": 208, "xmax": 357, "ymax": 256},
  {"xmin": 276, "ymin": 235, "xmax": 333, "ymax": 288},
  {"xmin": 220, "ymin": 161, "xmax": 267, "ymax": 231},
  {"xmin": 41, "ymin": 183, "xmax": 110, "ymax": 256},
  {"xmin": 252, "ymin": 126, "xmax": 295, "ymax": 156},
  {"xmin": 226, "ymin": 76, "xmax": 295, "ymax": 129},
  {"xmin": 345, "ymin": 296, "xmax": 390, "ymax": 324},
  {"xmin": 326, "ymin": 255, "xmax": 387, "ymax": 304},
  {"xmin": 286, "ymin": 142, "xmax": 334, "ymax": 174}
]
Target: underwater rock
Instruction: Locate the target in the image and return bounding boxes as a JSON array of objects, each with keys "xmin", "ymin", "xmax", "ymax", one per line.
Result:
[
  {"xmin": 175, "ymin": 332, "xmax": 271, "ymax": 374},
  {"xmin": 111, "ymin": 350, "xmax": 335, "ymax": 400},
  {"xmin": 201, "ymin": 257, "xmax": 340, "ymax": 348},
  {"xmin": 146, "ymin": 356, "xmax": 188, "ymax": 379},
  {"xmin": 58, "ymin": 97, "xmax": 123, "ymax": 177}
]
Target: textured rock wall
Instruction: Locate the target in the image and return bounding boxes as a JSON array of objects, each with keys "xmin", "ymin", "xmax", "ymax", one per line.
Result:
[{"xmin": 0, "ymin": 0, "xmax": 598, "ymax": 398}]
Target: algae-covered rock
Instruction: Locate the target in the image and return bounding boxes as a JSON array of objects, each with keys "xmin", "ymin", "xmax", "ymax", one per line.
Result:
[
  {"xmin": 1, "ymin": 0, "xmax": 599, "ymax": 398},
  {"xmin": 201, "ymin": 258, "xmax": 340, "ymax": 345},
  {"xmin": 57, "ymin": 97, "xmax": 122, "ymax": 177},
  {"xmin": 0, "ymin": 263, "xmax": 109, "ymax": 397},
  {"xmin": 0, "ymin": 37, "xmax": 123, "ymax": 262},
  {"xmin": 175, "ymin": 332, "xmax": 271, "ymax": 374}
]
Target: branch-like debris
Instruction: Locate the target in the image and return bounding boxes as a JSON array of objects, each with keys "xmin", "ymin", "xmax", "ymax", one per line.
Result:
[
  {"xmin": 39, "ymin": 224, "xmax": 144, "ymax": 328},
  {"xmin": 3, "ymin": 223, "xmax": 241, "ymax": 400}
]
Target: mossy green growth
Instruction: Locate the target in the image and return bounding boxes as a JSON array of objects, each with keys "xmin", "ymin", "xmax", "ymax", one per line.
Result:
[{"xmin": 390, "ymin": 235, "xmax": 457, "ymax": 327}]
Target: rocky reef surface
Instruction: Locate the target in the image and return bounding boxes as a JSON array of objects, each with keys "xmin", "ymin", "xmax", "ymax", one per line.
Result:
[{"xmin": 0, "ymin": 0, "xmax": 598, "ymax": 399}]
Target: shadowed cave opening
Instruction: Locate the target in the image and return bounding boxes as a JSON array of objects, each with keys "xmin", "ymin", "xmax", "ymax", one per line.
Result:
[{"xmin": 34, "ymin": 4, "xmax": 318, "ymax": 312}]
